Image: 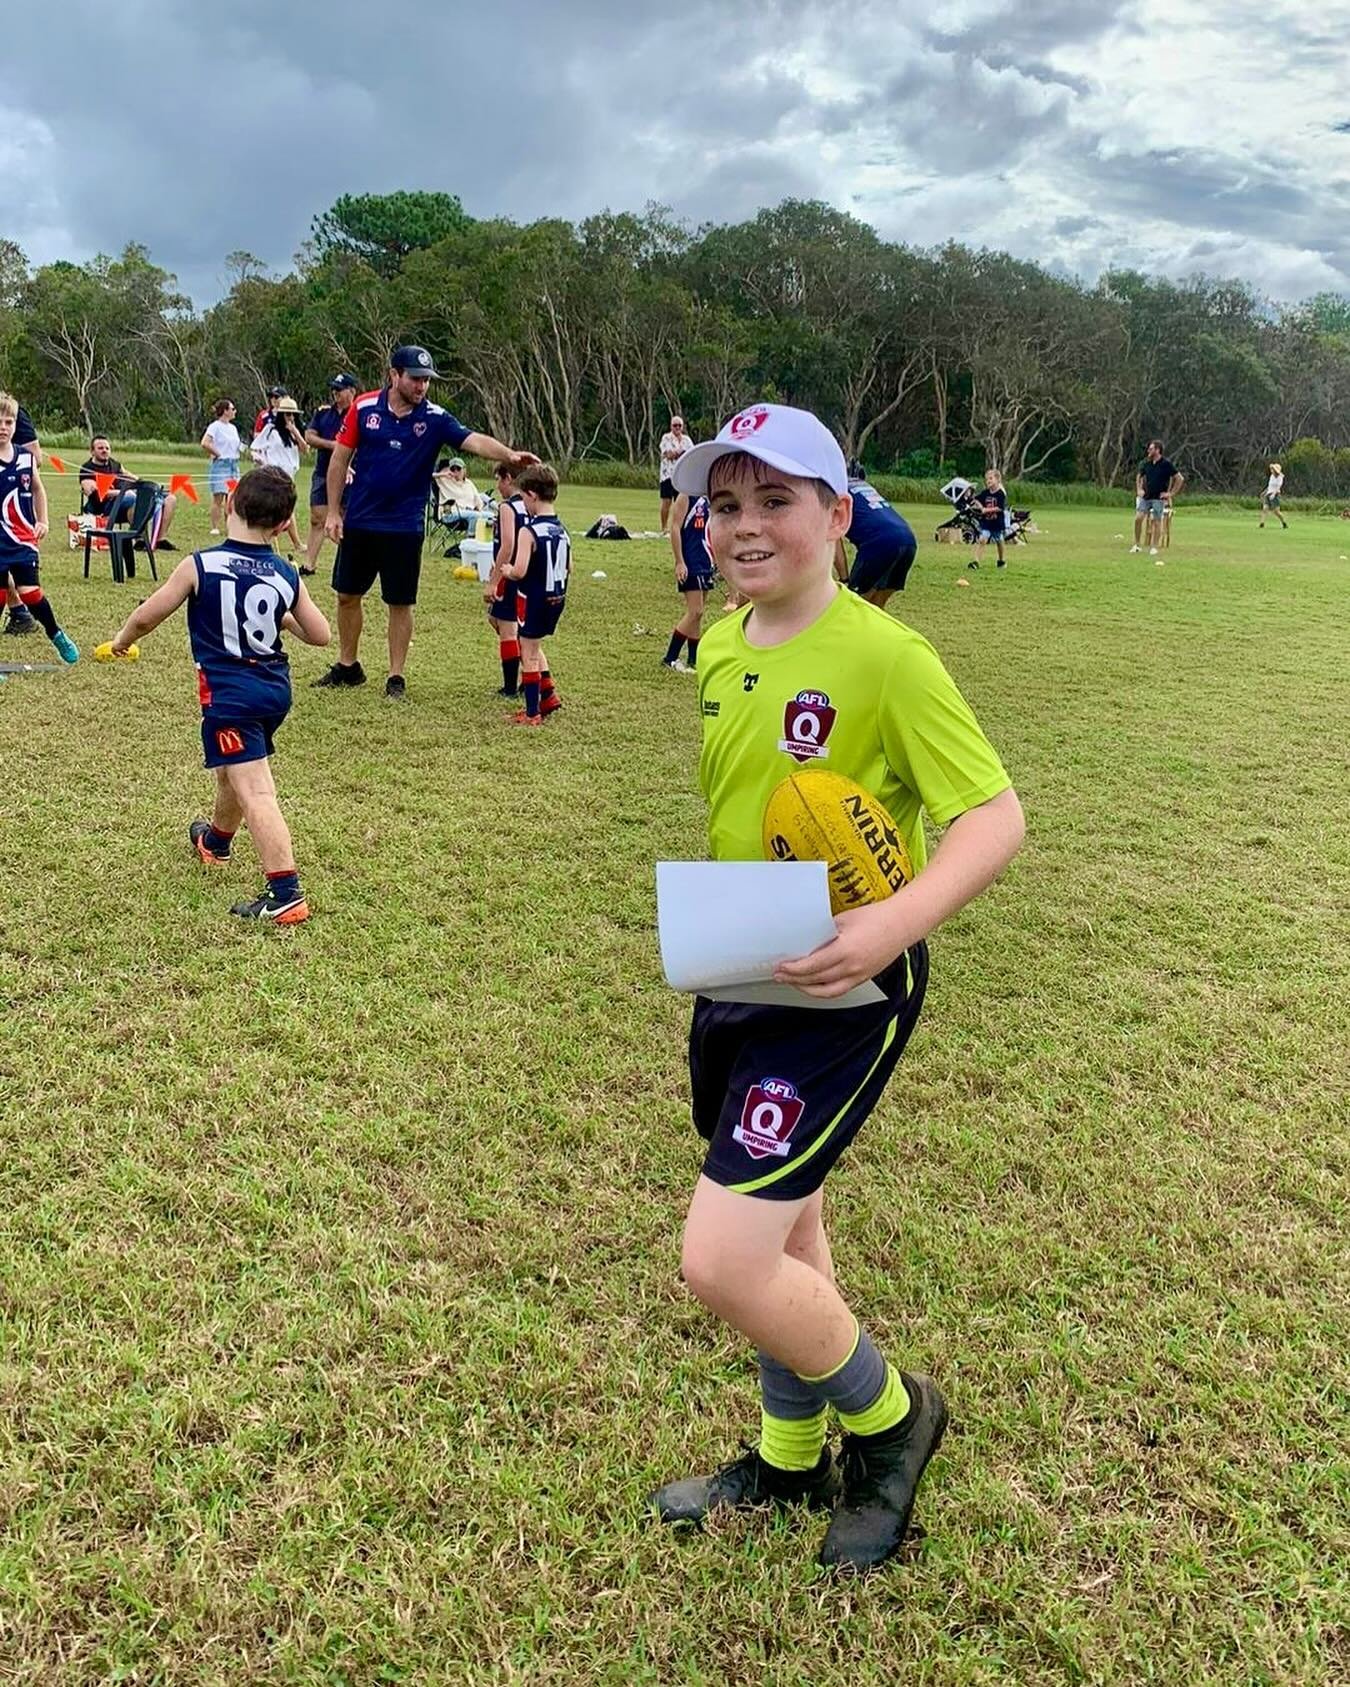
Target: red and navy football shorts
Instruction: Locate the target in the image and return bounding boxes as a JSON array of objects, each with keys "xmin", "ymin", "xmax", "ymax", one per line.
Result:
[
  {"xmin": 489, "ymin": 576, "xmax": 521, "ymax": 623},
  {"xmin": 201, "ymin": 708, "xmax": 289, "ymax": 768},
  {"xmin": 519, "ymin": 591, "xmax": 566, "ymax": 641},
  {"xmin": 689, "ymin": 943, "xmax": 928, "ymax": 1201}
]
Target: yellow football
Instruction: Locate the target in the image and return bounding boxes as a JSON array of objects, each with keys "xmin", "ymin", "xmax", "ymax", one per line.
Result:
[
  {"xmin": 93, "ymin": 642, "xmax": 139, "ymax": 662},
  {"xmin": 762, "ymin": 768, "xmax": 913, "ymax": 914}
]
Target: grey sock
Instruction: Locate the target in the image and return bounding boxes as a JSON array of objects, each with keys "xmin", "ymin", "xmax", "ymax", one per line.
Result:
[
  {"xmin": 759, "ymin": 1350, "xmax": 826, "ymax": 1420},
  {"xmin": 800, "ymin": 1326, "xmax": 886, "ymax": 1417}
]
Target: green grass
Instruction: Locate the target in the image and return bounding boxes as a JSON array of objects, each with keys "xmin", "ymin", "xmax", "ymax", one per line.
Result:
[{"xmin": 2, "ymin": 484, "xmax": 1348, "ymax": 1684}]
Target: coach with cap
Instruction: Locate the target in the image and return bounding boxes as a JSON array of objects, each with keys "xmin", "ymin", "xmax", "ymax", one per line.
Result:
[
  {"xmin": 302, "ymin": 373, "xmax": 358, "ymax": 576},
  {"xmin": 316, "ymin": 346, "xmax": 537, "ymax": 700}
]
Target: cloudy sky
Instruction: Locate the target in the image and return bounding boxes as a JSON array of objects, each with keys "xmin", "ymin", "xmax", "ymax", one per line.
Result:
[{"xmin": 6, "ymin": 0, "xmax": 1349, "ymax": 306}]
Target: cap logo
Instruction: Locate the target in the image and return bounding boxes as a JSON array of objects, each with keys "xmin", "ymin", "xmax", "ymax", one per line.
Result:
[
  {"xmin": 417, "ymin": 351, "xmax": 431, "ymax": 367},
  {"xmin": 729, "ymin": 405, "xmax": 771, "ymax": 440}
]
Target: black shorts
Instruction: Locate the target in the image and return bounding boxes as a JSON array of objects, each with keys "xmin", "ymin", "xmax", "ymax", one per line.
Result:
[
  {"xmin": 519, "ymin": 591, "xmax": 566, "ymax": 640},
  {"xmin": 690, "ymin": 943, "xmax": 929, "ymax": 1201},
  {"xmin": 849, "ymin": 541, "xmax": 917, "ymax": 595},
  {"xmin": 3, "ymin": 553, "xmax": 39, "ymax": 589},
  {"xmin": 332, "ymin": 527, "xmax": 423, "ymax": 605},
  {"xmin": 660, "ymin": 478, "xmax": 677, "ymax": 501},
  {"xmin": 678, "ymin": 566, "xmax": 716, "ymax": 594}
]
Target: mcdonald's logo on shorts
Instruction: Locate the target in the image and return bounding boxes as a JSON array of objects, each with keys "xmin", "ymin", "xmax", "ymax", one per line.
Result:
[{"xmin": 215, "ymin": 727, "xmax": 246, "ymax": 757}]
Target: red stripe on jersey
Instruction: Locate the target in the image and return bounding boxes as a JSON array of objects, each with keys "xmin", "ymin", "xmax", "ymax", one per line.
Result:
[
  {"xmin": 197, "ymin": 666, "xmax": 213, "ymax": 707},
  {"xmin": 337, "ymin": 390, "xmax": 384, "ymax": 450}
]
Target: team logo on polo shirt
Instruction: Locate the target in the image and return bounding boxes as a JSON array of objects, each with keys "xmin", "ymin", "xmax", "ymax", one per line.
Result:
[
  {"xmin": 729, "ymin": 405, "xmax": 770, "ymax": 439},
  {"xmin": 365, "ymin": 413, "xmax": 381, "ymax": 431},
  {"xmin": 413, "ymin": 421, "xmax": 426, "ymax": 436},
  {"xmin": 779, "ymin": 690, "xmax": 836, "ymax": 763},
  {"xmin": 733, "ymin": 1078, "xmax": 806, "ymax": 1161}
]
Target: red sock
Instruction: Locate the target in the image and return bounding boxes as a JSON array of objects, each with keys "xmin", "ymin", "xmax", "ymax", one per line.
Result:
[
  {"xmin": 540, "ymin": 671, "xmax": 560, "ymax": 713},
  {"xmin": 500, "ymin": 637, "xmax": 520, "ymax": 692}
]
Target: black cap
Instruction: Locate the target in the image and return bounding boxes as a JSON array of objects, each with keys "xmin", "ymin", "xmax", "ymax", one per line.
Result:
[
  {"xmin": 390, "ymin": 345, "xmax": 439, "ymax": 378},
  {"xmin": 329, "ymin": 373, "xmax": 358, "ymax": 390},
  {"xmin": 267, "ymin": 384, "xmax": 287, "ymax": 397}
]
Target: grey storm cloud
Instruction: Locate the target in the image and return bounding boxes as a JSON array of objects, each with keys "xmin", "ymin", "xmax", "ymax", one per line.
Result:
[{"xmin": 4, "ymin": 0, "xmax": 1349, "ymax": 305}]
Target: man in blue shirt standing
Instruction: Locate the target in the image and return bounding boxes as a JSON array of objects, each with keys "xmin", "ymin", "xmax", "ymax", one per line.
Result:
[
  {"xmin": 302, "ymin": 373, "xmax": 358, "ymax": 578},
  {"xmin": 317, "ymin": 346, "xmax": 536, "ymax": 700}
]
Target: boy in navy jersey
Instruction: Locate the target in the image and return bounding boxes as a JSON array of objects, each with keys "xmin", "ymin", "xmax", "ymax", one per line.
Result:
[
  {"xmin": 970, "ymin": 470, "xmax": 1008, "ymax": 568},
  {"xmin": 0, "ymin": 393, "xmax": 78, "ymax": 662},
  {"xmin": 485, "ymin": 463, "xmax": 528, "ymax": 696},
  {"xmin": 835, "ymin": 476, "xmax": 918, "ymax": 609},
  {"xmin": 500, "ymin": 463, "xmax": 569, "ymax": 726},
  {"xmin": 104, "ymin": 469, "xmax": 331, "ymax": 925},
  {"xmin": 664, "ymin": 489, "xmax": 716, "ymax": 672}
]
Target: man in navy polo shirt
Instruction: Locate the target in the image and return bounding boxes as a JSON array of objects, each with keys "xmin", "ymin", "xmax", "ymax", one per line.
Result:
[
  {"xmin": 316, "ymin": 346, "xmax": 536, "ymax": 700},
  {"xmin": 301, "ymin": 373, "xmax": 357, "ymax": 577}
]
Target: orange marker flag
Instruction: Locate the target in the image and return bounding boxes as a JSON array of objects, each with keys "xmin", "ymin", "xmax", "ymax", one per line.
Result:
[
  {"xmin": 48, "ymin": 453, "xmax": 67, "ymax": 473},
  {"xmin": 93, "ymin": 472, "xmax": 117, "ymax": 500},
  {"xmin": 169, "ymin": 474, "xmax": 199, "ymax": 503}
]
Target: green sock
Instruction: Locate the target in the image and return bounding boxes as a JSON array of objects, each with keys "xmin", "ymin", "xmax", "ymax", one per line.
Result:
[
  {"xmin": 759, "ymin": 1406, "xmax": 828, "ymax": 1472},
  {"xmin": 837, "ymin": 1363, "xmax": 910, "ymax": 1439}
]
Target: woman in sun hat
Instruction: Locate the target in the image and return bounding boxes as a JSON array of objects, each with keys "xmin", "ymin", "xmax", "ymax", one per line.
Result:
[{"xmin": 250, "ymin": 396, "xmax": 307, "ymax": 553}]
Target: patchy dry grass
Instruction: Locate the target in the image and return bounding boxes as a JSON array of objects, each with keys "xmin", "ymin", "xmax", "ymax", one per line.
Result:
[{"xmin": 1, "ymin": 481, "xmax": 1347, "ymax": 1683}]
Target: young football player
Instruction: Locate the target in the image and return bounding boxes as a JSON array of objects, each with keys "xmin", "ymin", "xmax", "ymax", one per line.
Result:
[
  {"xmin": 485, "ymin": 463, "xmax": 528, "ymax": 696},
  {"xmin": 664, "ymin": 488, "xmax": 716, "ymax": 671},
  {"xmin": 969, "ymin": 469, "xmax": 1008, "ymax": 568},
  {"xmin": 834, "ymin": 474, "xmax": 918, "ymax": 609},
  {"xmin": 103, "ymin": 468, "xmax": 330, "ymax": 925},
  {"xmin": 0, "ymin": 394, "xmax": 77, "ymax": 662},
  {"xmin": 501, "ymin": 463, "xmax": 569, "ymax": 726},
  {"xmin": 651, "ymin": 403, "xmax": 1024, "ymax": 1572}
]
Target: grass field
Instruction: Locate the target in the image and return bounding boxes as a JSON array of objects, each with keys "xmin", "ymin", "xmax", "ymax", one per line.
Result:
[{"xmin": 2, "ymin": 473, "xmax": 1348, "ymax": 1684}]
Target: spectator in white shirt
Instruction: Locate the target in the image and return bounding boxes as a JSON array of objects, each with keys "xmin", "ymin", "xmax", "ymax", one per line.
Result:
[
  {"xmin": 250, "ymin": 396, "xmax": 307, "ymax": 551},
  {"xmin": 200, "ymin": 398, "xmax": 241, "ymax": 535},
  {"xmin": 1259, "ymin": 462, "xmax": 1288, "ymax": 530},
  {"xmin": 658, "ymin": 415, "xmax": 693, "ymax": 535}
]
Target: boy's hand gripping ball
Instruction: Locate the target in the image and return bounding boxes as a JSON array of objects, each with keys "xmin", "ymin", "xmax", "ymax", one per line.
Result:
[
  {"xmin": 93, "ymin": 642, "xmax": 140, "ymax": 662},
  {"xmin": 763, "ymin": 768, "xmax": 913, "ymax": 915}
]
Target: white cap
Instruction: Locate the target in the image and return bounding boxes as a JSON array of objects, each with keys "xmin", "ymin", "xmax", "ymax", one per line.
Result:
[{"xmin": 671, "ymin": 403, "xmax": 848, "ymax": 497}]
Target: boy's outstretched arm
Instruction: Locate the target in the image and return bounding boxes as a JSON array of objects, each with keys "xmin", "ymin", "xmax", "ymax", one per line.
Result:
[
  {"xmin": 775, "ymin": 786, "xmax": 1026, "ymax": 998},
  {"xmin": 109, "ymin": 558, "xmax": 197, "ymax": 652},
  {"xmin": 281, "ymin": 580, "xmax": 331, "ymax": 647}
]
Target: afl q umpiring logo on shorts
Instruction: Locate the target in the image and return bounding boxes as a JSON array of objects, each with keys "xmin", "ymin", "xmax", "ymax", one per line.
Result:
[
  {"xmin": 779, "ymin": 689, "xmax": 836, "ymax": 763},
  {"xmin": 733, "ymin": 1079, "xmax": 806, "ymax": 1161},
  {"xmin": 729, "ymin": 405, "xmax": 771, "ymax": 439}
]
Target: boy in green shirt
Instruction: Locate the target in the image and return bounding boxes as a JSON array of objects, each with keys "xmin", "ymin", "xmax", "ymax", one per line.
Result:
[{"xmin": 651, "ymin": 404, "xmax": 1025, "ymax": 1572}]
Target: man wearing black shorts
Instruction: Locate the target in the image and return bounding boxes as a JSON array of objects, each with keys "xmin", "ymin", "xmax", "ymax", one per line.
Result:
[{"xmin": 316, "ymin": 346, "xmax": 536, "ymax": 700}]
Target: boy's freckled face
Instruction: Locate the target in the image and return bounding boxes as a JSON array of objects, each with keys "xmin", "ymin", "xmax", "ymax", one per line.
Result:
[{"xmin": 707, "ymin": 462, "xmax": 848, "ymax": 604}]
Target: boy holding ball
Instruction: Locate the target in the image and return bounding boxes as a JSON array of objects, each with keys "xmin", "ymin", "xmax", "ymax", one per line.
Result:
[{"xmin": 651, "ymin": 404, "xmax": 1024, "ymax": 1571}]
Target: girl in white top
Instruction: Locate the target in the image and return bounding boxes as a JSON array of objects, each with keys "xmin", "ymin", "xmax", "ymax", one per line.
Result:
[
  {"xmin": 200, "ymin": 398, "xmax": 241, "ymax": 535},
  {"xmin": 249, "ymin": 397, "xmax": 307, "ymax": 550},
  {"xmin": 1259, "ymin": 462, "xmax": 1288, "ymax": 529}
]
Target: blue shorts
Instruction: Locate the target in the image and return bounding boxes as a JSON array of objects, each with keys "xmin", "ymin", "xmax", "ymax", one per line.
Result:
[
  {"xmin": 849, "ymin": 541, "xmax": 916, "ymax": 594},
  {"xmin": 489, "ymin": 578, "xmax": 521, "ymax": 623},
  {"xmin": 520, "ymin": 591, "xmax": 566, "ymax": 641},
  {"xmin": 1, "ymin": 550, "xmax": 40, "ymax": 588},
  {"xmin": 690, "ymin": 943, "xmax": 928, "ymax": 1201},
  {"xmin": 201, "ymin": 708, "xmax": 288, "ymax": 768},
  {"xmin": 1142, "ymin": 498, "xmax": 1166, "ymax": 520},
  {"xmin": 678, "ymin": 566, "xmax": 716, "ymax": 594},
  {"xmin": 208, "ymin": 458, "xmax": 239, "ymax": 494}
]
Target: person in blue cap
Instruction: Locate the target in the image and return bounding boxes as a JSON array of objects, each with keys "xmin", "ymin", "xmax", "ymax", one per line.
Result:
[
  {"xmin": 316, "ymin": 347, "xmax": 536, "ymax": 701},
  {"xmin": 302, "ymin": 374, "xmax": 358, "ymax": 576}
]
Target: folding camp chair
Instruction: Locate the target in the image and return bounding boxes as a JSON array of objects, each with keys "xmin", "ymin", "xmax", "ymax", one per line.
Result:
[{"xmin": 83, "ymin": 480, "xmax": 162, "ymax": 584}]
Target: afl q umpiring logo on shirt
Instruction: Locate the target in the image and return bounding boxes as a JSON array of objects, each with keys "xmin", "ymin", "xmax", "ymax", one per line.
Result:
[
  {"xmin": 729, "ymin": 405, "xmax": 771, "ymax": 439},
  {"xmin": 779, "ymin": 690, "xmax": 836, "ymax": 763}
]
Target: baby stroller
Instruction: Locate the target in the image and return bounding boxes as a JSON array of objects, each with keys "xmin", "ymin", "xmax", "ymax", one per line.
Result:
[{"xmin": 934, "ymin": 477, "xmax": 1033, "ymax": 546}]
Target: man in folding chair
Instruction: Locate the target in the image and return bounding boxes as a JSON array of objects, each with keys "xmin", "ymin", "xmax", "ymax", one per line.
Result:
[{"xmin": 79, "ymin": 436, "xmax": 179, "ymax": 552}]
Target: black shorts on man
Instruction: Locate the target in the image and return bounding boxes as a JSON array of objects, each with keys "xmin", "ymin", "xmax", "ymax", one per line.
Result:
[
  {"xmin": 331, "ymin": 528, "xmax": 424, "ymax": 606},
  {"xmin": 689, "ymin": 943, "xmax": 929, "ymax": 1202},
  {"xmin": 659, "ymin": 477, "xmax": 677, "ymax": 500}
]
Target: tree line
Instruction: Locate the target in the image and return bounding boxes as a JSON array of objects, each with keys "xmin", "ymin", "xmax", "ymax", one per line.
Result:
[{"xmin": 4, "ymin": 192, "xmax": 1350, "ymax": 490}]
